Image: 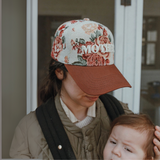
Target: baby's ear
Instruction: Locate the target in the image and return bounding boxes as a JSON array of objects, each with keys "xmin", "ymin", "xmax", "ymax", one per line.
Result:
[{"xmin": 151, "ymin": 156, "xmax": 154, "ymax": 160}]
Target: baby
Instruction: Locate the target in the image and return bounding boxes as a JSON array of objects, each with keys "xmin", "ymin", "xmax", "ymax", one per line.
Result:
[{"xmin": 103, "ymin": 114, "xmax": 155, "ymax": 160}]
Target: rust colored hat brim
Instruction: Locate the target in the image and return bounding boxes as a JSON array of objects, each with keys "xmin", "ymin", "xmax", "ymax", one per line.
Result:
[{"xmin": 65, "ymin": 64, "xmax": 131, "ymax": 96}]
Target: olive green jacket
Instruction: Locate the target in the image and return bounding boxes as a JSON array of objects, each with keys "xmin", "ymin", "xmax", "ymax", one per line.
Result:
[{"xmin": 10, "ymin": 95, "xmax": 132, "ymax": 159}]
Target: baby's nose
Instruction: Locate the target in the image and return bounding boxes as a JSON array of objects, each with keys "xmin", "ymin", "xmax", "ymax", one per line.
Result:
[{"xmin": 112, "ymin": 145, "xmax": 121, "ymax": 158}]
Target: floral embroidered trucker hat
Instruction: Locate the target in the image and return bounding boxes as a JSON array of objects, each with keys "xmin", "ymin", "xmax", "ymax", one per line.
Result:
[{"xmin": 51, "ymin": 18, "xmax": 131, "ymax": 95}]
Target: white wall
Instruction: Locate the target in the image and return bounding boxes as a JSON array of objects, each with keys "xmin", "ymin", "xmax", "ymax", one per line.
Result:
[{"xmin": 2, "ymin": 0, "xmax": 26, "ymax": 158}]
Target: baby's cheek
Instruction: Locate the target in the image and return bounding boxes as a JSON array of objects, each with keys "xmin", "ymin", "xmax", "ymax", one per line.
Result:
[{"xmin": 103, "ymin": 143, "xmax": 110, "ymax": 159}]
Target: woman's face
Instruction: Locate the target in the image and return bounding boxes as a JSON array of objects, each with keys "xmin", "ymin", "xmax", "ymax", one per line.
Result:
[{"xmin": 60, "ymin": 72, "xmax": 99, "ymax": 109}]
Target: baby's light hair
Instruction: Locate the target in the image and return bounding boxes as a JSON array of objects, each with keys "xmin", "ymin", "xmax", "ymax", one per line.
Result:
[{"xmin": 110, "ymin": 113, "xmax": 155, "ymax": 159}]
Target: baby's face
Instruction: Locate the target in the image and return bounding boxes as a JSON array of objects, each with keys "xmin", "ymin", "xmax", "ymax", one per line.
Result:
[{"xmin": 103, "ymin": 125, "xmax": 147, "ymax": 160}]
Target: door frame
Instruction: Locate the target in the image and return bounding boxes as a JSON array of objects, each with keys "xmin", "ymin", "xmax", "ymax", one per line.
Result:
[
  {"xmin": 26, "ymin": 0, "xmax": 38, "ymax": 114},
  {"xmin": 0, "ymin": 0, "xmax": 2, "ymax": 158},
  {"xmin": 113, "ymin": 0, "xmax": 143, "ymax": 113}
]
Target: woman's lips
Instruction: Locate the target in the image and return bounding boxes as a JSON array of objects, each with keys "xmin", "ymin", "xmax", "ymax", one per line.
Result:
[{"xmin": 86, "ymin": 96, "xmax": 99, "ymax": 101}]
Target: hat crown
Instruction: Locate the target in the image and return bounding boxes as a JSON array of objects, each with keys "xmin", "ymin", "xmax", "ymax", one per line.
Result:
[{"xmin": 51, "ymin": 19, "xmax": 114, "ymax": 66}]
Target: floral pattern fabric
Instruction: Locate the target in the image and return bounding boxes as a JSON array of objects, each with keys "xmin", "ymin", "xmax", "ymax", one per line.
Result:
[{"xmin": 51, "ymin": 19, "xmax": 114, "ymax": 66}]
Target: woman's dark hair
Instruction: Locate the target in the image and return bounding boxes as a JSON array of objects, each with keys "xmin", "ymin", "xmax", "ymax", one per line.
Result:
[{"xmin": 40, "ymin": 59, "xmax": 68, "ymax": 103}]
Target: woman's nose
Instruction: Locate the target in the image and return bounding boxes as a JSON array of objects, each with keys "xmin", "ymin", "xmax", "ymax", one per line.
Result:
[{"xmin": 112, "ymin": 145, "xmax": 121, "ymax": 158}]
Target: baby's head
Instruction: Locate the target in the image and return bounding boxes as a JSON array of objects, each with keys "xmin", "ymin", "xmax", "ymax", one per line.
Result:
[{"xmin": 103, "ymin": 114, "xmax": 155, "ymax": 160}]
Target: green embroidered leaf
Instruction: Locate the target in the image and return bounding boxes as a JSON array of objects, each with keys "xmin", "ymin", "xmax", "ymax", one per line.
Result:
[
  {"xmin": 77, "ymin": 55, "xmax": 87, "ymax": 66},
  {"xmin": 72, "ymin": 62, "xmax": 85, "ymax": 66},
  {"xmin": 91, "ymin": 33, "xmax": 95, "ymax": 39},
  {"xmin": 108, "ymin": 35, "xmax": 111, "ymax": 42},
  {"xmin": 90, "ymin": 33, "xmax": 95, "ymax": 42},
  {"xmin": 95, "ymin": 30, "xmax": 101, "ymax": 38},
  {"xmin": 90, "ymin": 38, "xmax": 94, "ymax": 42},
  {"xmin": 52, "ymin": 36, "xmax": 56, "ymax": 42},
  {"xmin": 55, "ymin": 32, "xmax": 58, "ymax": 37},
  {"xmin": 63, "ymin": 45, "xmax": 66, "ymax": 50},
  {"xmin": 75, "ymin": 38, "xmax": 78, "ymax": 43},
  {"xmin": 62, "ymin": 36, "xmax": 65, "ymax": 44},
  {"xmin": 98, "ymin": 30, "xmax": 101, "ymax": 36},
  {"xmin": 79, "ymin": 38, "xmax": 85, "ymax": 44},
  {"xmin": 65, "ymin": 26, "xmax": 69, "ymax": 30}
]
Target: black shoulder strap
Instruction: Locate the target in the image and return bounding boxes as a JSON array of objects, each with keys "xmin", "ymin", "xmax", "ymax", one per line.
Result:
[
  {"xmin": 36, "ymin": 94, "xmax": 124, "ymax": 159},
  {"xmin": 36, "ymin": 98, "xmax": 76, "ymax": 160},
  {"xmin": 99, "ymin": 94, "xmax": 125, "ymax": 121}
]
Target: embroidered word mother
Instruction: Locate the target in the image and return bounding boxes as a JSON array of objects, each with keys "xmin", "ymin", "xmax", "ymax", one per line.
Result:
[{"xmin": 81, "ymin": 44, "xmax": 114, "ymax": 54}]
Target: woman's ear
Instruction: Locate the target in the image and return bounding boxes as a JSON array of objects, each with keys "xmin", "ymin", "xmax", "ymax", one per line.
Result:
[{"xmin": 55, "ymin": 68, "xmax": 64, "ymax": 80}]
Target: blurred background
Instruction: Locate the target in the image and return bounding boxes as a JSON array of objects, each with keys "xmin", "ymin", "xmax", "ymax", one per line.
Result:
[{"xmin": 1, "ymin": 0, "xmax": 160, "ymax": 158}]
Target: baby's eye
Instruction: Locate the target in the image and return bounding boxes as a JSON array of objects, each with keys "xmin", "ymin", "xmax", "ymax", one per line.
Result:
[
  {"xmin": 110, "ymin": 140, "xmax": 116, "ymax": 144},
  {"xmin": 125, "ymin": 147, "xmax": 132, "ymax": 153}
]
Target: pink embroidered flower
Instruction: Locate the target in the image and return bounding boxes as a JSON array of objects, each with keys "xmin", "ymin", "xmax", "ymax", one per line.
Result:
[
  {"xmin": 81, "ymin": 53, "xmax": 88, "ymax": 60},
  {"xmin": 83, "ymin": 18, "xmax": 90, "ymax": 21},
  {"xmin": 85, "ymin": 41, "xmax": 94, "ymax": 47},
  {"xmin": 59, "ymin": 30, "xmax": 64, "ymax": 37},
  {"xmin": 96, "ymin": 36, "xmax": 108, "ymax": 45},
  {"xmin": 54, "ymin": 36, "xmax": 62, "ymax": 45},
  {"xmin": 106, "ymin": 59, "xmax": 110, "ymax": 64},
  {"xmin": 103, "ymin": 28, "xmax": 108, "ymax": 36},
  {"xmin": 72, "ymin": 28, "xmax": 75, "ymax": 32},
  {"xmin": 51, "ymin": 50, "xmax": 54, "ymax": 58},
  {"xmin": 58, "ymin": 24, "xmax": 66, "ymax": 31},
  {"xmin": 77, "ymin": 48, "xmax": 82, "ymax": 54},
  {"xmin": 71, "ymin": 40, "xmax": 83, "ymax": 53},
  {"xmin": 64, "ymin": 56, "xmax": 69, "ymax": 63},
  {"xmin": 82, "ymin": 23, "xmax": 97, "ymax": 35},
  {"xmin": 82, "ymin": 53, "xmax": 108, "ymax": 66},
  {"xmin": 97, "ymin": 51, "xmax": 110, "ymax": 58},
  {"xmin": 51, "ymin": 50, "xmax": 58, "ymax": 61},
  {"xmin": 71, "ymin": 39, "xmax": 75, "ymax": 46},
  {"xmin": 71, "ymin": 20, "xmax": 77, "ymax": 24},
  {"xmin": 52, "ymin": 36, "xmax": 63, "ymax": 57},
  {"xmin": 99, "ymin": 36, "xmax": 108, "ymax": 44},
  {"xmin": 88, "ymin": 53, "xmax": 104, "ymax": 66},
  {"xmin": 98, "ymin": 25, "xmax": 103, "ymax": 30},
  {"xmin": 75, "ymin": 44, "xmax": 83, "ymax": 54}
]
